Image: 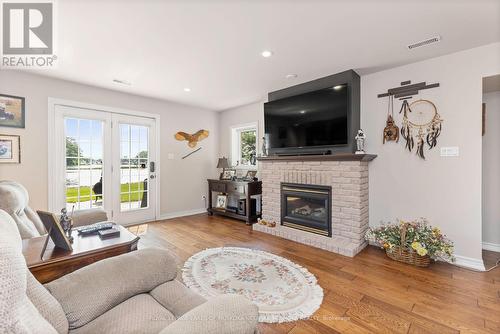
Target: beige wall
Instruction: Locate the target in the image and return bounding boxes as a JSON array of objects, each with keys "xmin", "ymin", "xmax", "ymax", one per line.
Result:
[
  {"xmin": 0, "ymin": 71, "xmax": 218, "ymax": 217},
  {"xmin": 482, "ymin": 91, "xmax": 500, "ymax": 247},
  {"xmin": 218, "ymin": 43, "xmax": 500, "ymax": 264}
]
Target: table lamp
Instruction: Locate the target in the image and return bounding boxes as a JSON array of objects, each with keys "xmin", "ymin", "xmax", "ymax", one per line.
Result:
[{"xmin": 217, "ymin": 157, "xmax": 230, "ymax": 180}]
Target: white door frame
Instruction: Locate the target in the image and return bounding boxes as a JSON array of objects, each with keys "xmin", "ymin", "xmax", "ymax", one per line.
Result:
[{"xmin": 47, "ymin": 97, "xmax": 161, "ymax": 222}]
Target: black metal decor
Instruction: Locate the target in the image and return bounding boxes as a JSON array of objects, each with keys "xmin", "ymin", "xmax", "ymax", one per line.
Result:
[{"xmin": 377, "ymin": 80, "xmax": 439, "ymax": 100}]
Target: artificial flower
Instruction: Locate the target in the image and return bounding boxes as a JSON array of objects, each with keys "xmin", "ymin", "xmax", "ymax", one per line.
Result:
[
  {"xmin": 417, "ymin": 247, "xmax": 428, "ymax": 256},
  {"xmin": 411, "ymin": 242, "xmax": 422, "ymax": 250}
]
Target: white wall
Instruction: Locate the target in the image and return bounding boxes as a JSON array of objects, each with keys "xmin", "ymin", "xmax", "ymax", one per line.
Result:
[
  {"xmin": 363, "ymin": 43, "xmax": 500, "ymax": 263},
  {"xmin": 0, "ymin": 71, "xmax": 218, "ymax": 217},
  {"xmin": 482, "ymin": 91, "xmax": 500, "ymax": 248},
  {"xmin": 218, "ymin": 102, "xmax": 264, "ymax": 165},
  {"xmin": 218, "ymin": 43, "xmax": 500, "ymax": 265}
]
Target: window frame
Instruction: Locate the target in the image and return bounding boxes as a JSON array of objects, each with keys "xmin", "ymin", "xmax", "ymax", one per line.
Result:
[{"xmin": 230, "ymin": 122, "xmax": 258, "ymax": 170}]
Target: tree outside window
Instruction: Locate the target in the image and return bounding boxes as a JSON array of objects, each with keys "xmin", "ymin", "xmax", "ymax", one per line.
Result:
[{"xmin": 239, "ymin": 129, "xmax": 256, "ymax": 166}]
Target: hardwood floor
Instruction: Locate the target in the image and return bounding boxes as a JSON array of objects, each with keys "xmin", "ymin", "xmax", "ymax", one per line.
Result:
[
  {"xmin": 128, "ymin": 214, "xmax": 500, "ymax": 334},
  {"xmin": 483, "ymin": 250, "xmax": 500, "ymax": 271}
]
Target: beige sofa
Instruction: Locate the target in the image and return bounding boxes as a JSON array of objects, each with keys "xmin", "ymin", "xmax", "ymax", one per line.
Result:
[
  {"xmin": 0, "ymin": 209, "xmax": 259, "ymax": 333},
  {"xmin": 0, "ymin": 181, "xmax": 108, "ymax": 239}
]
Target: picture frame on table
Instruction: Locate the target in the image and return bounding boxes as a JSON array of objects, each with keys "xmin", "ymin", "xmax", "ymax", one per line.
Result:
[
  {"xmin": 220, "ymin": 169, "xmax": 236, "ymax": 180},
  {"xmin": 244, "ymin": 170, "xmax": 257, "ymax": 181},
  {"xmin": 0, "ymin": 94, "xmax": 25, "ymax": 128},
  {"xmin": 0, "ymin": 134, "xmax": 20, "ymax": 163},
  {"xmin": 215, "ymin": 194, "xmax": 227, "ymax": 210}
]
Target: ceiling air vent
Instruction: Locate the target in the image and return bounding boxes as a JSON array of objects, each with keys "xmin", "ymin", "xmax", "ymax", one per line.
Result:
[{"xmin": 407, "ymin": 35, "xmax": 441, "ymax": 50}]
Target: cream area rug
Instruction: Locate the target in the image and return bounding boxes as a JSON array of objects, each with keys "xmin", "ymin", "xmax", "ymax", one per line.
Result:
[{"xmin": 182, "ymin": 247, "xmax": 323, "ymax": 323}]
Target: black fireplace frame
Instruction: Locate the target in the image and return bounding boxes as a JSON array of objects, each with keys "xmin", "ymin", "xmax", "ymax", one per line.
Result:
[{"xmin": 280, "ymin": 182, "xmax": 332, "ymax": 237}]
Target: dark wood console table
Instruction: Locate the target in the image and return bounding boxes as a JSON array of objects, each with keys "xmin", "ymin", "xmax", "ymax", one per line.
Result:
[{"xmin": 207, "ymin": 179, "xmax": 262, "ymax": 225}]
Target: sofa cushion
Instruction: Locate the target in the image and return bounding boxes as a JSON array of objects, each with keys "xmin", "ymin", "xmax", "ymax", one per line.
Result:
[
  {"xmin": 46, "ymin": 248, "xmax": 178, "ymax": 329},
  {"xmin": 69, "ymin": 294, "xmax": 176, "ymax": 334},
  {"xmin": 26, "ymin": 271, "xmax": 69, "ymax": 334},
  {"xmin": 159, "ymin": 295, "xmax": 258, "ymax": 334}
]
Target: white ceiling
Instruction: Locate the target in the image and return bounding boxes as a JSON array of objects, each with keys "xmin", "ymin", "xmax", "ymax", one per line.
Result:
[{"xmin": 27, "ymin": 0, "xmax": 500, "ymax": 110}]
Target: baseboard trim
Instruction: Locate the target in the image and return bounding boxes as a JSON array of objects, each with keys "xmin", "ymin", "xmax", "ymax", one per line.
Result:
[
  {"xmin": 453, "ymin": 255, "xmax": 486, "ymax": 271},
  {"xmin": 482, "ymin": 241, "xmax": 500, "ymax": 253},
  {"xmin": 158, "ymin": 208, "xmax": 207, "ymax": 221}
]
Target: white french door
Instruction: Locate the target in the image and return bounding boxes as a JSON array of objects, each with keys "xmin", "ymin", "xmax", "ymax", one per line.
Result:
[
  {"xmin": 52, "ymin": 104, "xmax": 158, "ymax": 225},
  {"xmin": 111, "ymin": 114, "xmax": 157, "ymax": 225}
]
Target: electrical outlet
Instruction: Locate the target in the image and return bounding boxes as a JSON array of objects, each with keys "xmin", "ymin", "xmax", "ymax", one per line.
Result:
[{"xmin": 440, "ymin": 147, "xmax": 459, "ymax": 157}]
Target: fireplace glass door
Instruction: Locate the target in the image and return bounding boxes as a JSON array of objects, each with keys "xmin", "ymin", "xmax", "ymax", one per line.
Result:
[{"xmin": 281, "ymin": 183, "xmax": 331, "ymax": 236}]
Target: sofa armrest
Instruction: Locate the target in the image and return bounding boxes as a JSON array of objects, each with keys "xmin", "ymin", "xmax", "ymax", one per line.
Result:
[
  {"xmin": 54, "ymin": 208, "xmax": 108, "ymax": 228},
  {"xmin": 71, "ymin": 208, "xmax": 108, "ymax": 227},
  {"xmin": 45, "ymin": 248, "xmax": 178, "ymax": 329},
  {"xmin": 159, "ymin": 295, "xmax": 258, "ymax": 334}
]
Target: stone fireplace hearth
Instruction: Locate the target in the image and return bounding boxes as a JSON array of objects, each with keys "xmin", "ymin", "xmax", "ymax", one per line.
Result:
[{"xmin": 254, "ymin": 154, "xmax": 376, "ymax": 257}]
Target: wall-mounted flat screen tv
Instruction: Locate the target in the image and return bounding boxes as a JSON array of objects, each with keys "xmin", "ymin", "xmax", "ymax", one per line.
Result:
[{"xmin": 264, "ymin": 84, "xmax": 349, "ymax": 152}]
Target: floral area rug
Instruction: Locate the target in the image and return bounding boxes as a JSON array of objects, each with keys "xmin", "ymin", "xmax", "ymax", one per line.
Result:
[{"xmin": 182, "ymin": 247, "xmax": 323, "ymax": 323}]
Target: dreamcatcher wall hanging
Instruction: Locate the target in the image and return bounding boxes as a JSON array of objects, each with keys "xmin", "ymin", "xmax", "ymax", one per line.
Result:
[{"xmin": 400, "ymin": 99, "xmax": 443, "ymax": 160}]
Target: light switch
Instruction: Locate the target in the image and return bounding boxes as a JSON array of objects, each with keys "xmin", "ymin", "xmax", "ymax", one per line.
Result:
[
  {"xmin": 167, "ymin": 153, "xmax": 175, "ymax": 160},
  {"xmin": 440, "ymin": 147, "xmax": 459, "ymax": 157}
]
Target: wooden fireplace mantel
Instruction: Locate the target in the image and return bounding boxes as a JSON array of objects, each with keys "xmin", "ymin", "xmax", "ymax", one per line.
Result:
[{"xmin": 257, "ymin": 153, "xmax": 377, "ymax": 162}]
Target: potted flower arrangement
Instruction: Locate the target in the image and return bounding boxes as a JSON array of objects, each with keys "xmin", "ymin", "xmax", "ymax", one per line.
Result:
[{"xmin": 365, "ymin": 218, "xmax": 454, "ymax": 267}]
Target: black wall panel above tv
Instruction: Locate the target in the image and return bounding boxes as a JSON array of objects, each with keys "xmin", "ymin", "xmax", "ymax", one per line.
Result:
[{"xmin": 265, "ymin": 69, "xmax": 360, "ymax": 156}]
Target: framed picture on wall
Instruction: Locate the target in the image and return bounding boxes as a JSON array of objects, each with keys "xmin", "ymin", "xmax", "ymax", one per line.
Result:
[
  {"xmin": 0, "ymin": 94, "xmax": 25, "ymax": 128},
  {"xmin": 0, "ymin": 134, "xmax": 20, "ymax": 163}
]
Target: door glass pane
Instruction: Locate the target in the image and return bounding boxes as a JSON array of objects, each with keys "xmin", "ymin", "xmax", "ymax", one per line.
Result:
[
  {"xmin": 120, "ymin": 124, "xmax": 149, "ymax": 212},
  {"xmin": 65, "ymin": 118, "xmax": 104, "ymax": 211}
]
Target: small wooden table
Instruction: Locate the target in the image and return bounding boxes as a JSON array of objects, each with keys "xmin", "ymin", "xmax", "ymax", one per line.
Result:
[{"xmin": 22, "ymin": 225, "xmax": 139, "ymax": 283}]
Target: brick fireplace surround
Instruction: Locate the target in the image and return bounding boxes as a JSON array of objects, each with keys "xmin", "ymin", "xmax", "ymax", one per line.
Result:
[{"xmin": 254, "ymin": 154, "xmax": 376, "ymax": 257}]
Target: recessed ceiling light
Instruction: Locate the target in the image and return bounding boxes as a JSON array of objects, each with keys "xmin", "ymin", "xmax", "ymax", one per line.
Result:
[
  {"xmin": 113, "ymin": 79, "xmax": 131, "ymax": 86},
  {"xmin": 333, "ymin": 85, "xmax": 343, "ymax": 91},
  {"xmin": 286, "ymin": 74, "xmax": 298, "ymax": 79},
  {"xmin": 261, "ymin": 50, "xmax": 273, "ymax": 58},
  {"xmin": 184, "ymin": 88, "xmax": 191, "ymax": 92}
]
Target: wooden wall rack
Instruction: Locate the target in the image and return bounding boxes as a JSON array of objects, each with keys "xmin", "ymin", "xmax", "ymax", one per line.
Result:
[{"xmin": 377, "ymin": 80, "xmax": 439, "ymax": 100}]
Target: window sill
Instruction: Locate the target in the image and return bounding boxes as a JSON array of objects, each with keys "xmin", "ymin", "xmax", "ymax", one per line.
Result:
[{"xmin": 234, "ymin": 165, "xmax": 257, "ymax": 171}]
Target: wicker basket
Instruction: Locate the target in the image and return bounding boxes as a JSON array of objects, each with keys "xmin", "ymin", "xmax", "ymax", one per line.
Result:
[{"xmin": 385, "ymin": 225, "xmax": 431, "ymax": 267}]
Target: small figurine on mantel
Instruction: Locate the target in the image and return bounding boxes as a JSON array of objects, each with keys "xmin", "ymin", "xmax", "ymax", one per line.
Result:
[
  {"xmin": 261, "ymin": 136, "xmax": 268, "ymax": 157},
  {"xmin": 355, "ymin": 129, "xmax": 366, "ymax": 154}
]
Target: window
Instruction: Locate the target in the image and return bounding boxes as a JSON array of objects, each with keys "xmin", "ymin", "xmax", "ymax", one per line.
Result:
[
  {"xmin": 64, "ymin": 118, "xmax": 104, "ymax": 210},
  {"xmin": 231, "ymin": 123, "xmax": 258, "ymax": 169}
]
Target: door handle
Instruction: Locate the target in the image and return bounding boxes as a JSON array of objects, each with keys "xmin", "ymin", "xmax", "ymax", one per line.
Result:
[{"xmin": 150, "ymin": 174, "xmax": 156, "ymax": 179}]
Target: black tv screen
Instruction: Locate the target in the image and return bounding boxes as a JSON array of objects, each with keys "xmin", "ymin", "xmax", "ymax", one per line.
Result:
[{"xmin": 264, "ymin": 85, "xmax": 348, "ymax": 151}]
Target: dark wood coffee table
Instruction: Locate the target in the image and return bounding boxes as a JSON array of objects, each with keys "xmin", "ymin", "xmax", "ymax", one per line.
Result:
[{"xmin": 22, "ymin": 225, "xmax": 139, "ymax": 283}]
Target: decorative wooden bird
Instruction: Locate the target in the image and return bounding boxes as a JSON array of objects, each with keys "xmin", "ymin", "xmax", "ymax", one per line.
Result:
[{"xmin": 174, "ymin": 130, "xmax": 209, "ymax": 148}]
